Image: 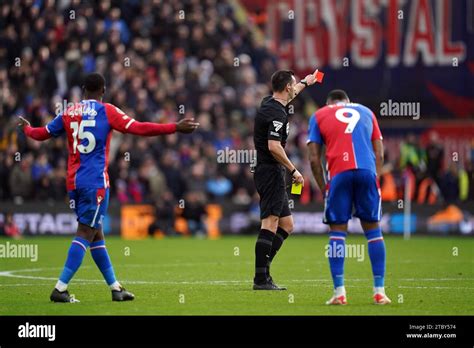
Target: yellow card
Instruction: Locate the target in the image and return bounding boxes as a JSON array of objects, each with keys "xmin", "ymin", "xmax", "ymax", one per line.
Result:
[{"xmin": 291, "ymin": 183, "xmax": 302, "ymax": 195}]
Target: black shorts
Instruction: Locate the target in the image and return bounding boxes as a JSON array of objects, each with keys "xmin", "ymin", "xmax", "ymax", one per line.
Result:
[{"xmin": 254, "ymin": 163, "xmax": 291, "ymax": 219}]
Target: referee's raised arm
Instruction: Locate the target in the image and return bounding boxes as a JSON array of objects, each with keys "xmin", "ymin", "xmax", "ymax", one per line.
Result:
[{"xmin": 250, "ymin": 69, "xmax": 320, "ymax": 291}]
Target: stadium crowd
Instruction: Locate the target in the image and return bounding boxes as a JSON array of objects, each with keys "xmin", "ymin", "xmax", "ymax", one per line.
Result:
[{"xmin": 0, "ymin": 0, "xmax": 473, "ymax": 212}]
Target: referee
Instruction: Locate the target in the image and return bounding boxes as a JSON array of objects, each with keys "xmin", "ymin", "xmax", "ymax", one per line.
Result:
[{"xmin": 252, "ymin": 69, "xmax": 319, "ymax": 290}]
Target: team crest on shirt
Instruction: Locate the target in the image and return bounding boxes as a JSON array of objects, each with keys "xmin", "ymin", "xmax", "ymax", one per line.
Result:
[
  {"xmin": 96, "ymin": 188, "xmax": 105, "ymax": 204},
  {"xmin": 273, "ymin": 121, "xmax": 283, "ymax": 132}
]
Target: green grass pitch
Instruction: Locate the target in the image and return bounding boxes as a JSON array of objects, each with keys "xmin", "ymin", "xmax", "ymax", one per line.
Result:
[{"xmin": 0, "ymin": 235, "xmax": 473, "ymax": 315}]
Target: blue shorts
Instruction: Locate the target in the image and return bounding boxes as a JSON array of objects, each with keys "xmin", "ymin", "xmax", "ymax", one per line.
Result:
[
  {"xmin": 324, "ymin": 169, "xmax": 381, "ymax": 225},
  {"xmin": 69, "ymin": 188, "xmax": 109, "ymax": 229}
]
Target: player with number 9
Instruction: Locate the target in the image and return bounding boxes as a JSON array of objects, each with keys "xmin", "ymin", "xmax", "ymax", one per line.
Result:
[
  {"xmin": 306, "ymin": 89, "xmax": 390, "ymax": 305},
  {"xmin": 18, "ymin": 72, "xmax": 199, "ymax": 303}
]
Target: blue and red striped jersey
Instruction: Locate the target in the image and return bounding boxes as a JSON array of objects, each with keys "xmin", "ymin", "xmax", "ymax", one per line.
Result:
[
  {"xmin": 45, "ymin": 100, "xmax": 136, "ymax": 190},
  {"xmin": 307, "ymin": 102, "xmax": 383, "ymax": 179}
]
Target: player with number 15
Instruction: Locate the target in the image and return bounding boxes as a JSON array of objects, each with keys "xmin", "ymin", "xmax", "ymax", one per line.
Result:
[{"xmin": 18, "ymin": 73, "xmax": 199, "ymax": 303}]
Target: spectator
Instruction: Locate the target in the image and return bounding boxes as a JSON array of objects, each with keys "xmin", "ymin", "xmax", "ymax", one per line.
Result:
[
  {"xmin": 3, "ymin": 213, "xmax": 21, "ymax": 239},
  {"xmin": 9, "ymin": 153, "xmax": 34, "ymax": 203},
  {"xmin": 466, "ymin": 161, "xmax": 474, "ymax": 201},
  {"xmin": 232, "ymin": 187, "xmax": 252, "ymax": 205},
  {"xmin": 31, "ymin": 153, "xmax": 52, "ymax": 182},
  {"xmin": 425, "ymin": 132, "xmax": 444, "ymax": 184},
  {"xmin": 148, "ymin": 191, "xmax": 176, "ymax": 237},
  {"xmin": 206, "ymin": 173, "xmax": 233, "ymax": 199},
  {"xmin": 439, "ymin": 164, "xmax": 460, "ymax": 204},
  {"xmin": 0, "ymin": 152, "xmax": 13, "ymax": 200},
  {"xmin": 400, "ymin": 134, "xmax": 426, "ymax": 172},
  {"xmin": 182, "ymin": 191, "xmax": 207, "ymax": 237}
]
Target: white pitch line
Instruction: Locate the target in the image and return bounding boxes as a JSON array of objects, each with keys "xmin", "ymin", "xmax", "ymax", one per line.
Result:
[
  {"xmin": 0, "ymin": 268, "xmax": 474, "ymax": 290},
  {"xmin": 0, "ymin": 268, "xmax": 250, "ymax": 285},
  {"xmin": 1, "ymin": 282, "xmax": 473, "ymax": 291},
  {"xmin": 293, "ymin": 278, "xmax": 474, "ymax": 282},
  {"xmin": 0, "ymin": 267, "xmax": 473, "ymax": 290},
  {"xmin": 396, "ymin": 285, "xmax": 474, "ymax": 290},
  {"xmin": 1, "ymin": 267, "xmax": 473, "ymax": 281}
]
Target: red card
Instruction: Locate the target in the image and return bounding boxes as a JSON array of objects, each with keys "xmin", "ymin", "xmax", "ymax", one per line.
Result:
[{"xmin": 314, "ymin": 70, "xmax": 324, "ymax": 83}]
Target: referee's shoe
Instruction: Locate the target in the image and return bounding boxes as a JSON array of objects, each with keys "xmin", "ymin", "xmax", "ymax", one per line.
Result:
[{"xmin": 253, "ymin": 276, "xmax": 287, "ymax": 290}]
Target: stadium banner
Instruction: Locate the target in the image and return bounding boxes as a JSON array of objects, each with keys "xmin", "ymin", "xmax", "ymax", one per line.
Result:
[
  {"xmin": 0, "ymin": 203, "xmax": 121, "ymax": 236},
  {"xmin": 240, "ymin": 0, "xmax": 474, "ymax": 118},
  {"xmin": 0, "ymin": 202, "xmax": 472, "ymax": 236},
  {"xmin": 222, "ymin": 201, "xmax": 474, "ymax": 235},
  {"xmin": 120, "ymin": 204, "xmax": 155, "ymax": 239}
]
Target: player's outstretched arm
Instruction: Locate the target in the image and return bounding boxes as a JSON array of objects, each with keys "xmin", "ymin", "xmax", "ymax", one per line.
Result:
[
  {"xmin": 105, "ymin": 103, "xmax": 199, "ymax": 136},
  {"xmin": 175, "ymin": 118, "xmax": 200, "ymax": 133},
  {"xmin": 307, "ymin": 142, "xmax": 326, "ymax": 195},
  {"xmin": 124, "ymin": 118, "xmax": 199, "ymax": 136},
  {"xmin": 18, "ymin": 116, "xmax": 52, "ymax": 141}
]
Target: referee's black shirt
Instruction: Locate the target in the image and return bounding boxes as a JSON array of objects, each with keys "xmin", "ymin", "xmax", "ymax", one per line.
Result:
[{"xmin": 253, "ymin": 96, "xmax": 289, "ymax": 166}]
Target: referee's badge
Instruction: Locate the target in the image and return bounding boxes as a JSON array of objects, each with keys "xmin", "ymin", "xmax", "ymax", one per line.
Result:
[{"xmin": 272, "ymin": 121, "xmax": 283, "ymax": 132}]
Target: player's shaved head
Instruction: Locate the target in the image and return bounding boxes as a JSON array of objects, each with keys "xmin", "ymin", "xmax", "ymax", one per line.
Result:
[
  {"xmin": 327, "ymin": 89, "xmax": 350, "ymax": 104},
  {"xmin": 83, "ymin": 73, "xmax": 106, "ymax": 94}
]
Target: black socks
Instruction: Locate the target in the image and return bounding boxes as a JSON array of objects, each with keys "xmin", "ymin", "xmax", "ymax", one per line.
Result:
[
  {"xmin": 254, "ymin": 229, "xmax": 275, "ymax": 284},
  {"xmin": 269, "ymin": 227, "xmax": 289, "ymax": 263},
  {"xmin": 254, "ymin": 227, "xmax": 290, "ymax": 284}
]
